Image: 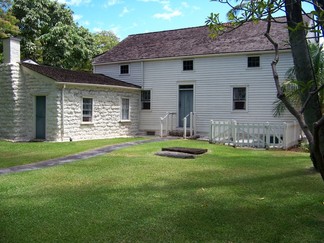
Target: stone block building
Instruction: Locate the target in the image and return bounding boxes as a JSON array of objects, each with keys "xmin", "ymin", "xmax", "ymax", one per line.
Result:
[{"xmin": 0, "ymin": 38, "xmax": 141, "ymax": 142}]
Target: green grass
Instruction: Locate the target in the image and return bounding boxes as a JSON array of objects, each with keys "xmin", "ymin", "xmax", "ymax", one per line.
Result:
[
  {"xmin": 0, "ymin": 140, "xmax": 323, "ymax": 242},
  {"xmin": 0, "ymin": 137, "xmax": 144, "ymax": 168}
]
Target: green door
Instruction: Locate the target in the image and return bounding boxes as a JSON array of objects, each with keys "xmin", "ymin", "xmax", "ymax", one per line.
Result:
[
  {"xmin": 36, "ymin": 96, "xmax": 46, "ymax": 139},
  {"xmin": 179, "ymin": 85, "xmax": 193, "ymax": 127}
]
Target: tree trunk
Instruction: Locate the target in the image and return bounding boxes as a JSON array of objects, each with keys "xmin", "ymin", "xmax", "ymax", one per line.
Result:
[{"xmin": 285, "ymin": 0, "xmax": 324, "ymax": 178}]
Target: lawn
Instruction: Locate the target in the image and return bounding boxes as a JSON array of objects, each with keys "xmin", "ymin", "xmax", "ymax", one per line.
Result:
[
  {"xmin": 0, "ymin": 137, "xmax": 144, "ymax": 168},
  {"xmin": 0, "ymin": 139, "xmax": 323, "ymax": 242}
]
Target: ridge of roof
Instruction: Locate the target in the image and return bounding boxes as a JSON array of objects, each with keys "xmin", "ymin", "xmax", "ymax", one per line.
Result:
[
  {"xmin": 21, "ymin": 63, "xmax": 140, "ymax": 89},
  {"xmin": 127, "ymin": 25, "xmax": 207, "ymax": 37},
  {"xmin": 93, "ymin": 16, "xmax": 291, "ymax": 65}
]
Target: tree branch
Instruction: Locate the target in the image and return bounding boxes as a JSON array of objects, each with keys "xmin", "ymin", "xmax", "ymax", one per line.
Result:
[
  {"xmin": 264, "ymin": 18, "xmax": 314, "ymax": 144},
  {"xmin": 301, "ymin": 84, "xmax": 324, "ymax": 113},
  {"xmin": 313, "ymin": 114, "xmax": 324, "ymax": 180}
]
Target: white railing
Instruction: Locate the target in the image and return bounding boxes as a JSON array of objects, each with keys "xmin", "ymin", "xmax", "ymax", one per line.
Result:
[
  {"xmin": 183, "ymin": 112, "xmax": 196, "ymax": 139},
  {"xmin": 209, "ymin": 120, "xmax": 300, "ymax": 149},
  {"xmin": 160, "ymin": 112, "xmax": 177, "ymax": 137}
]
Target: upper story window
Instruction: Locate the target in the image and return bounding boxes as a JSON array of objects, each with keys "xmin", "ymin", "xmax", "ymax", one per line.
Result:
[
  {"xmin": 183, "ymin": 60, "xmax": 193, "ymax": 71},
  {"xmin": 82, "ymin": 98, "xmax": 93, "ymax": 122},
  {"xmin": 233, "ymin": 87, "xmax": 246, "ymax": 110},
  {"xmin": 141, "ymin": 90, "xmax": 151, "ymax": 110},
  {"xmin": 120, "ymin": 64, "xmax": 129, "ymax": 74},
  {"xmin": 247, "ymin": 56, "xmax": 260, "ymax": 68}
]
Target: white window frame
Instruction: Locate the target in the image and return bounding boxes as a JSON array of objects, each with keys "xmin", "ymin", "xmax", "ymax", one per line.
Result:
[
  {"xmin": 120, "ymin": 64, "xmax": 130, "ymax": 75},
  {"xmin": 247, "ymin": 56, "xmax": 260, "ymax": 68},
  {"xmin": 182, "ymin": 59, "xmax": 194, "ymax": 71},
  {"xmin": 141, "ymin": 90, "xmax": 151, "ymax": 110},
  {"xmin": 82, "ymin": 97, "xmax": 94, "ymax": 124},
  {"xmin": 120, "ymin": 97, "xmax": 131, "ymax": 122},
  {"xmin": 231, "ymin": 86, "xmax": 248, "ymax": 112}
]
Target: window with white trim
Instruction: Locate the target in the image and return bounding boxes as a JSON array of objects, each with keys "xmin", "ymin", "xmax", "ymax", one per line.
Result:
[
  {"xmin": 121, "ymin": 98, "xmax": 130, "ymax": 120},
  {"xmin": 141, "ymin": 90, "xmax": 151, "ymax": 110},
  {"xmin": 183, "ymin": 60, "xmax": 193, "ymax": 71},
  {"xmin": 233, "ymin": 87, "xmax": 246, "ymax": 110},
  {"xmin": 82, "ymin": 98, "xmax": 93, "ymax": 122},
  {"xmin": 120, "ymin": 64, "xmax": 129, "ymax": 74},
  {"xmin": 247, "ymin": 56, "xmax": 260, "ymax": 68}
]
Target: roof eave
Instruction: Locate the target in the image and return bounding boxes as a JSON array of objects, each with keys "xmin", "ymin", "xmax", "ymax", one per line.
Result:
[
  {"xmin": 56, "ymin": 82, "xmax": 141, "ymax": 90},
  {"xmin": 92, "ymin": 48, "xmax": 291, "ymax": 66}
]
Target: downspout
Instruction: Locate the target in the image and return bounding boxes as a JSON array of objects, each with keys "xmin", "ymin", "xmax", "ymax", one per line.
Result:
[
  {"xmin": 140, "ymin": 61, "xmax": 144, "ymax": 134},
  {"xmin": 61, "ymin": 84, "xmax": 66, "ymax": 141}
]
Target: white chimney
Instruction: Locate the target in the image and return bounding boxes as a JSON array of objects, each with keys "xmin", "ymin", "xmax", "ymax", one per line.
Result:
[{"xmin": 3, "ymin": 37, "xmax": 21, "ymax": 64}]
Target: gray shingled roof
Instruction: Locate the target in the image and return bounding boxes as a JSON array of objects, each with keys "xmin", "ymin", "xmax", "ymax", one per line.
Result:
[
  {"xmin": 93, "ymin": 17, "xmax": 290, "ymax": 64},
  {"xmin": 22, "ymin": 63, "xmax": 140, "ymax": 89}
]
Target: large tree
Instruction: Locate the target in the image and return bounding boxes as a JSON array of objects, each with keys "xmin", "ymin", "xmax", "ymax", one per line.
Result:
[
  {"xmin": 0, "ymin": 0, "xmax": 19, "ymax": 62},
  {"xmin": 93, "ymin": 30, "xmax": 120, "ymax": 55},
  {"xmin": 207, "ymin": 0, "xmax": 324, "ymax": 181},
  {"xmin": 12, "ymin": 0, "xmax": 96, "ymax": 70},
  {"xmin": 274, "ymin": 43, "xmax": 324, "ymax": 117},
  {"xmin": 0, "ymin": 0, "xmax": 19, "ymax": 38}
]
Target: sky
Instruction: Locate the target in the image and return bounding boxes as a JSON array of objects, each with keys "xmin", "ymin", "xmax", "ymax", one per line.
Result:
[
  {"xmin": 56, "ymin": 0, "xmax": 314, "ymax": 41},
  {"xmin": 56, "ymin": 0, "xmax": 232, "ymax": 40}
]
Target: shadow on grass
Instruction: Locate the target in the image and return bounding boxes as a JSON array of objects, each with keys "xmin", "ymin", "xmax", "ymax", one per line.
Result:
[{"xmin": 1, "ymin": 162, "xmax": 323, "ymax": 243}]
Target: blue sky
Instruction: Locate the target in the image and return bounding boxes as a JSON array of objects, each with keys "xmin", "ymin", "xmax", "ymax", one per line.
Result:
[
  {"xmin": 57, "ymin": 0, "xmax": 314, "ymax": 40},
  {"xmin": 56, "ymin": 0, "xmax": 232, "ymax": 40}
]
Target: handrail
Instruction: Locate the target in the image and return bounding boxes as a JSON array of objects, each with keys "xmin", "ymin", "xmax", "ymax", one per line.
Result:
[
  {"xmin": 160, "ymin": 112, "xmax": 176, "ymax": 137},
  {"xmin": 183, "ymin": 112, "xmax": 195, "ymax": 139}
]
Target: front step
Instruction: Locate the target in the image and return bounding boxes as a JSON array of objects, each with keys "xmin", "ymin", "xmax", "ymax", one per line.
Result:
[{"xmin": 168, "ymin": 130, "xmax": 192, "ymax": 137}]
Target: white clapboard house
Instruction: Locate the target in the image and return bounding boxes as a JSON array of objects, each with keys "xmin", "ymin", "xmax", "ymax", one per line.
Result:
[{"xmin": 93, "ymin": 17, "xmax": 309, "ymax": 147}]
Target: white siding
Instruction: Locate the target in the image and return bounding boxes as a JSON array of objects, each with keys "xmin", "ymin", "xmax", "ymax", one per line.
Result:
[
  {"xmin": 94, "ymin": 62, "xmax": 143, "ymax": 87},
  {"xmin": 94, "ymin": 52, "xmax": 296, "ymax": 135}
]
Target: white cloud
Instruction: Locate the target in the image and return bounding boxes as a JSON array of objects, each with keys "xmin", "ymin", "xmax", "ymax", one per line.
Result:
[
  {"xmin": 93, "ymin": 27, "xmax": 103, "ymax": 33},
  {"xmin": 138, "ymin": 0, "xmax": 169, "ymax": 3},
  {"xmin": 153, "ymin": 4, "xmax": 182, "ymax": 20},
  {"xmin": 139, "ymin": 0, "xmax": 181, "ymax": 21},
  {"xmin": 81, "ymin": 20, "xmax": 90, "ymax": 26},
  {"xmin": 180, "ymin": 2, "xmax": 200, "ymax": 11},
  {"xmin": 153, "ymin": 10, "xmax": 181, "ymax": 20},
  {"xmin": 181, "ymin": 2, "xmax": 189, "ymax": 8},
  {"xmin": 163, "ymin": 4, "xmax": 172, "ymax": 12},
  {"xmin": 119, "ymin": 6, "xmax": 131, "ymax": 17},
  {"xmin": 73, "ymin": 14, "xmax": 83, "ymax": 21},
  {"xmin": 104, "ymin": 0, "xmax": 123, "ymax": 7},
  {"xmin": 109, "ymin": 25, "xmax": 121, "ymax": 36},
  {"xmin": 192, "ymin": 6, "xmax": 200, "ymax": 11},
  {"xmin": 57, "ymin": 0, "xmax": 91, "ymax": 6}
]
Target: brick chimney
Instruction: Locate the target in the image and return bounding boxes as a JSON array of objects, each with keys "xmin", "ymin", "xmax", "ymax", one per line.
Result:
[{"xmin": 3, "ymin": 37, "xmax": 21, "ymax": 64}]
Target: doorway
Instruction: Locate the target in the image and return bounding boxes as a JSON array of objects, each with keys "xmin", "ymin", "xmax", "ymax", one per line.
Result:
[
  {"xmin": 178, "ymin": 85, "xmax": 193, "ymax": 127},
  {"xmin": 35, "ymin": 96, "xmax": 46, "ymax": 139}
]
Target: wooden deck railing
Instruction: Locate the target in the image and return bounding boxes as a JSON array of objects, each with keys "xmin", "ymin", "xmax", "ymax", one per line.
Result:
[{"xmin": 209, "ymin": 120, "xmax": 300, "ymax": 149}]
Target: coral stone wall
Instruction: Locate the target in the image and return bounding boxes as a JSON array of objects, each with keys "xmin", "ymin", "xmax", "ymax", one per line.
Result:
[
  {"xmin": 21, "ymin": 67, "xmax": 61, "ymax": 141},
  {"xmin": 62, "ymin": 86, "xmax": 140, "ymax": 141},
  {"xmin": 0, "ymin": 64, "xmax": 60, "ymax": 141},
  {"xmin": 0, "ymin": 64, "xmax": 19, "ymax": 140},
  {"xmin": 0, "ymin": 63, "xmax": 140, "ymax": 142}
]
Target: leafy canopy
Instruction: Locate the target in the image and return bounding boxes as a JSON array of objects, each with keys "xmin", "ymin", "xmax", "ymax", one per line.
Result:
[
  {"xmin": 0, "ymin": 0, "xmax": 19, "ymax": 38},
  {"xmin": 93, "ymin": 30, "xmax": 120, "ymax": 55},
  {"xmin": 0, "ymin": 0, "xmax": 19, "ymax": 62}
]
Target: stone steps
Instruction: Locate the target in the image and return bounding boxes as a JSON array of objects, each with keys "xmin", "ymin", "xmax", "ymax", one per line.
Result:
[{"xmin": 155, "ymin": 147, "xmax": 208, "ymax": 159}]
